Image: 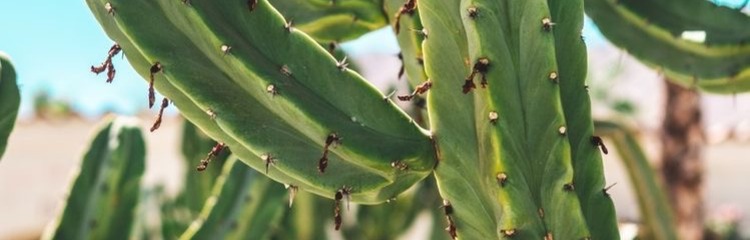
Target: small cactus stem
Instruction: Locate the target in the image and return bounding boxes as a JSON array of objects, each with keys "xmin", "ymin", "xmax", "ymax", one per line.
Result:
[
  {"xmin": 150, "ymin": 98, "xmax": 169, "ymax": 132},
  {"xmin": 148, "ymin": 62, "xmax": 162, "ymax": 108},
  {"xmin": 318, "ymin": 133, "xmax": 341, "ymax": 173},
  {"xmin": 220, "ymin": 44, "xmax": 232, "ymax": 55},
  {"xmin": 496, "ymin": 172, "xmax": 508, "ymax": 187},
  {"xmin": 467, "ymin": 6, "xmax": 478, "ymax": 18},
  {"xmin": 549, "ymin": 71, "xmax": 559, "ymax": 83},
  {"xmin": 445, "ymin": 217, "xmax": 457, "ymax": 239},
  {"xmin": 90, "ymin": 43, "xmax": 122, "ymax": 83},
  {"xmin": 563, "ymin": 182, "xmax": 575, "ymax": 191},
  {"xmin": 591, "ymin": 136, "xmax": 608, "ymax": 155},
  {"xmin": 336, "ymin": 56, "xmax": 349, "ymax": 72},
  {"xmin": 558, "ymin": 126, "xmax": 567, "ymax": 136},
  {"xmin": 284, "ymin": 184, "xmax": 298, "ymax": 208},
  {"xmin": 602, "ymin": 182, "xmax": 617, "ymax": 197},
  {"xmin": 501, "ymin": 228, "xmax": 516, "ymax": 237},
  {"xmin": 279, "ymin": 64, "xmax": 292, "ymax": 77},
  {"xmin": 284, "ymin": 19, "xmax": 294, "ymax": 32},
  {"xmin": 462, "ymin": 58, "xmax": 490, "ymax": 93},
  {"xmin": 488, "ymin": 111, "xmax": 499, "ymax": 125},
  {"xmin": 104, "ymin": 2, "xmax": 114, "ymax": 15},
  {"xmin": 397, "ymin": 52, "xmax": 405, "ymax": 79},
  {"xmin": 398, "ymin": 80, "xmax": 432, "ymax": 101},
  {"xmin": 542, "ymin": 17, "xmax": 555, "ymax": 31},
  {"xmin": 393, "ymin": 0, "xmax": 417, "ymax": 34},
  {"xmin": 390, "ymin": 160, "xmax": 409, "ymax": 171},
  {"xmin": 247, "ymin": 0, "xmax": 257, "ymax": 12},
  {"xmin": 196, "ymin": 142, "xmax": 226, "ymax": 172},
  {"xmin": 260, "ymin": 153, "xmax": 275, "ymax": 174},
  {"xmin": 266, "ymin": 84, "xmax": 278, "ymax": 96}
]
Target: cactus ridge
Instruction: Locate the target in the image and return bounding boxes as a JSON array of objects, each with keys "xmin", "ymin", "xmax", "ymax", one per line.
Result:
[
  {"xmin": 0, "ymin": 53, "xmax": 20, "ymax": 160},
  {"xmin": 87, "ymin": 0, "xmax": 436, "ymax": 203},
  {"xmin": 269, "ymin": 0, "xmax": 386, "ymax": 43}
]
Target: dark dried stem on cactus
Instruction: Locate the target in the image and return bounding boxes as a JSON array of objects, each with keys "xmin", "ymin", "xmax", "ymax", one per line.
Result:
[
  {"xmin": 591, "ymin": 136, "xmax": 608, "ymax": 154},
  {"xmin": 317, "ymin": 133, "xmax": 341, "ymax": 173},
  {"xmin": 442, "ymin": 200, "xmax": 457, "ymax": 239},
  {"xmin": 397, "ymin": 52, "xmax": 405, "ymax": 80},
  {"xmin": 150, "ymin": 98, "xmax": 169, "ymax": 132},
  {"xmin": 247, "ymin": 0, "xmax": 257, "ymax": 11},
  {"xmin": 393, "ymin": 0, "xmax": 417, "ymax": 34},
  {"xmin": 148, "ymin": 62, "xmax": 162, "ymax": 108},
  {"xmin": 90, "ymin": 44, "xmax": 122, "ymax": 83},
  {"xmin": 398, "ymin": 80, "xmax": 432, "ymax": 101},
  {"xmin": 260, "ymin": 153, "xmax": 275, "ymax": 174},
  {"xmin": 196, "ymin": 142, "xmax": 226, "ymax": 172},
  {"xmin": 463, "ymin": 58, "xmax": 490, "ymax": 93}
]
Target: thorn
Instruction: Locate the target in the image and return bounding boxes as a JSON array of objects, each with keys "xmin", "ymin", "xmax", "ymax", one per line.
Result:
[
  {"xmin": 284, "ymin": 19, "xmax": 294, "ymax": 32},
  {"xmin": 488, "ymin": 111, "xmax": 499, "ymax": 125},
  {"xmin": 563, "ymin": 182, "xmax": 575, "ymax": 191},
  {"xmin": 338, "ymin": 186, "xmax": 351, "ymax": 210},
  {"xmin": 392, "ymin": 0, "xmax": 417, "ymax": 34},
  {"xmin": 260, "ymin": 153, "xmax": 275, "ymax": 174},
  {"xmin": 266, "ymin": 84, "xmax": 278, "ymax": 96},
  {"xmin": 181, "ymin": 0, "xmax": 191, "ymax": 5},
  {"xmin": 248, "ymin": 0, "xmax": 258, "ymax": 11},
  {"xmin": 220, "ymin": 44, "xmax": 232, "ymax": 55},
  {"xmin": 206, "ymin": 109, "xmax": 217, "ymax": 119},
  {"xmin": 150, "ymin": 98, "xmax": 169, "ymax": 132},
  {"xmin": 104, "ymin": 2, "xmax": 115, "ymax": 15},
  {"xmin": 391, "ymin": 161, "xmax": 408, "ymax": 171},
  {"xmin": 196, "ymin": 143, "xmax": 226, "ymax": 172},
  {"xmin": 336, "ymin": 56, "xmax": 349, "ymax": 72},
  {"xmin": 542, "ymin": 17, "xmax": 556, "ymax": 31},
  {"xmin": 558, "ymin": 126, "xmax": 567, "ymax": 136},
  {"xmin": 538, "ymin": 208, "xmax": 545, "ymax": 218},
  {"xmin": 398, "ymin": 80, "xmax": 432, "ymax": 101},
  {"xmin": 384, "ymin": 89, "xmax": 397, "ymax": 102},
  {"xmin": 545, "ymin": 232, "xmax": 554, "ymax": 240},
  {"xmin": 603, "ymin": 182, "xmax": 617, "ymax": 197},
  {"xmin": 446, "ymin": 218, "xmax": 457, "ymax": 239},
  {"xmin": 467, "ymin": 6, "xmax": 478, "ymax": 18},
  {"xmin": 496, "ymin": 172, "xmax": 507, "ymax": 187},
  {"xmin": 441, "ymin": 199, "xmax": 453, "ymax": 215},
  {"xmin": 549, "ymin": 71, "xmax": 559, "ymax": 83},
  {"xmin": 280, "ymin": 65, "xmax": 292, "ymax": 76},
  {"xmin": 148, "ymin": 62, "xmax": 162, "ymax": 108},
  {"xmin": 286, "ymin": 185, "xmax": 298, "ymax": 208},
  {"xmin": 501, "ymin": 229, "xmax": 516, "ymax": 237},
  {"xmin": 591, "ymin": 136, "xmax": 608, "ymax": 154}
]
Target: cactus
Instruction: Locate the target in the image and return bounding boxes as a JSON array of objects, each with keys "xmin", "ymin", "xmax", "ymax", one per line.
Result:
[
  {"xmin": 268, "ymin": 0, "xmax": 386, "ymax": 43},
  {"xmin": 84, "ymin": 0, "xmax": 623, "ymax": 238},
  {"xmin": 0, "ymin": 52, "xmax": 20, "ymax": 160},
  {"xmin": 180, "ymin": 157, "xmax": 288, "ymax": 240},
  {"xmin": 42, "ymin": 117, "xmax": 146, "ymax": 240},
  {"xmin": 86, "ymin": 0, "xmax": 436, "ymax": 204},
  {"xmin": 595, "ymin": 120, "xmax": 678, "ymax": 240},
  {"xmin": 584, "ymin": 0, "xmax": 750, "ymax": 93}
]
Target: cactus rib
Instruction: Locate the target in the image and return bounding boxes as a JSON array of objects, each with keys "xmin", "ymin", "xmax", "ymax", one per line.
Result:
[
  {"xmin": 86, "ymin": 0, "xmax": 436, "ymax": 203},
  {"xmin": 268, "ymin": 0, "xmax": 386, "ymax": 43},
  {"xmin": 549, "ymin": 0, "xmax": 620, "ymax": 238},
  {"xmin": 0, "ymin": 52, "xmax": 20, "ymax": 160}
]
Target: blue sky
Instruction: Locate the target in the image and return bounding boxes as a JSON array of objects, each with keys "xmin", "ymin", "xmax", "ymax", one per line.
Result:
[{"xmin": 0, "ymin": 1, "xmax": 744, "ymax": 118}]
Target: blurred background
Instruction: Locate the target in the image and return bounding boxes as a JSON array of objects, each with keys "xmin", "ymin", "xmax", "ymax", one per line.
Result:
[{"xmin": 1, "ymin": 1, "xmax": 749, "ymax": 239}]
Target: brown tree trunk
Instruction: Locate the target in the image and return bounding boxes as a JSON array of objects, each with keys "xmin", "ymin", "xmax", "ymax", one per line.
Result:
[{"xmin": 660, "ymin": 80, "xmax": 705, "ymax": 240}]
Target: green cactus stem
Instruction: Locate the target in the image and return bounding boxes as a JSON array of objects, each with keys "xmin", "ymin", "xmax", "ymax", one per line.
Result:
[
  {"xmin": 42, "ymin": 117, "xmax": 146, "ymax": 240},
  {"xmin": 86, "ymin": 0, "xmax": 436, "ymax": 204},
  {"xmin": 0, "ymin": 52, "xmax": 19, "ymax": 160}
]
